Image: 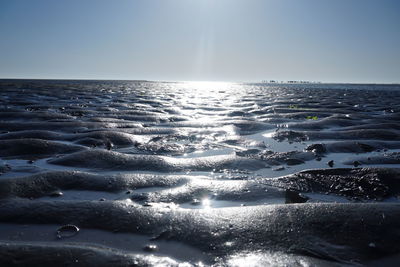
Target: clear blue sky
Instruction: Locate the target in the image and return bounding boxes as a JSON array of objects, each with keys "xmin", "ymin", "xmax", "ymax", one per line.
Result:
[{"xmin": 0, "ymin": 0, "xmax": 399, "ymax": 83}]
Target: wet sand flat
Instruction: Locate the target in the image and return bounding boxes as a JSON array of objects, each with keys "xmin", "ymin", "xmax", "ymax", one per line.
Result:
[{"xmin": 0, "ymin": 80, "xmax": 400, "ymax": 266}]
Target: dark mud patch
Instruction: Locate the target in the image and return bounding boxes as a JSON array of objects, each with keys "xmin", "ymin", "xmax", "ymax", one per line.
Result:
[
  {"xmin": 343, "ymin": 152, "xmax": 400, "ymax": 166},
  {"xmin": 261, "ymin": 168, "xmax": 400, "ymax": 200},
  {"xmin": 274, "ymin": 129, "xmax": 400, "ymax": 142},
  {"xmin": 237, "ymin": 149, "xmax": 315, "ymax": 166},
  {"xmin": 305, "ymin": 141, "xmax": 388, "ymax": 154}
]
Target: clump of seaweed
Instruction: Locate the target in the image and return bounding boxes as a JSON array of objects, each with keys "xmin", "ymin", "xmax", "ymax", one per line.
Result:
[{"xmin": 306, "ymin": 115, "xmax": 318, "ymax": 120}]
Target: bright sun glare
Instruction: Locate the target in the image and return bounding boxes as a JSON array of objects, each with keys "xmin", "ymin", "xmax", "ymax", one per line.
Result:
[{"xmin": 185, "ymin": 81, "xmax": 232, "ymax": 91}]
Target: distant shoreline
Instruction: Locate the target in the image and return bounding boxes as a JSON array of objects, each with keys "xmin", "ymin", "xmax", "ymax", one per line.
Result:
[{"xmin": 0, "ymin": 78, "xmax": 399, "ymax": 86}]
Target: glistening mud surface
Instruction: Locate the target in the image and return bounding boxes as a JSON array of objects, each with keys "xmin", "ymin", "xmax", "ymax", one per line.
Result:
[{"xmin": 1, "ymin": 80, "xmax": 400, "ymax": 266}]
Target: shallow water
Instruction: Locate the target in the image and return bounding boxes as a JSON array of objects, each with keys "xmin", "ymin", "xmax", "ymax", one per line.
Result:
[{"xmin": 1, "ymin": 80, "xmax": 400, "ymax": 266}]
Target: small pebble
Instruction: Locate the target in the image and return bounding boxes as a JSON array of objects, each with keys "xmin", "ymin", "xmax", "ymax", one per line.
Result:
[
  {"xmin": 56, "ymin": 224, "xmax": 79, "ymax": 239},
  {"xmin": 191, "ymin": 199, "xmax": 201, "ymax": 205},
  {"xmin": 49, "ymin": 191, "xmax": 63, "ymax": 197},
  {"xmin": 105, "ymin": 140, "xmax": 114, "ymax": 150},
  {"xmin": 328, "ymin": 160, "xmax": 334, "ymax": 167}
]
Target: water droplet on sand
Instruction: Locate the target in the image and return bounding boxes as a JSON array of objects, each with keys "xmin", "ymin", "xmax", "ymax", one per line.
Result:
[{"xmin": 143, "ymin": 244, "xmax": 158, "ymax": 252}]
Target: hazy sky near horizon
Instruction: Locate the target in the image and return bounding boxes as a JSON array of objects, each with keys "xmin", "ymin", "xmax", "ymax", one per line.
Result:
[{"xmin": 0, "ymin": 0, "xmax": 399, "ymax": 83}]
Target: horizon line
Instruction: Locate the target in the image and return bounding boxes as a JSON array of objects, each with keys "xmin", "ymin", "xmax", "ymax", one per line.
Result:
[{"xmin": 0, "ymin": 77, "xmax": 399, "ymax": 85}]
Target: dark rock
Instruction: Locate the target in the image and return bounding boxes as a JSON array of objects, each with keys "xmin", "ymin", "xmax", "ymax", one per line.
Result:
[{"xmin": 306, "ymin": 144, "xmax": 326, "ymax": 154}]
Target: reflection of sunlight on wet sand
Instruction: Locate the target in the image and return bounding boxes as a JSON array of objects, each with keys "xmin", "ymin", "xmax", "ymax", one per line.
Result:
[
  {"xmin": 227, "ymin": 252, "xmax": 303, "ymax": 267},
  {"xmin": 202, "ymin": 198, "xmax": 211, "ymax": 209},
  {"xmin": 179, "ymin": 81, "xmax": 234, "ymax": 109},
  {"xmin": 262, "ymin": 131, "xmax": 275, "ymax": 138},
  {"xmin": 184, "ymin": 81, "xmax": 233, "ymax": 92},
  {"xmin": 178, "ymin": 81, "xmax": 236, "ymax": 125},
  {"xmin": 173, "ymin": 81, "xmax": 241, "ymax": 143}
]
